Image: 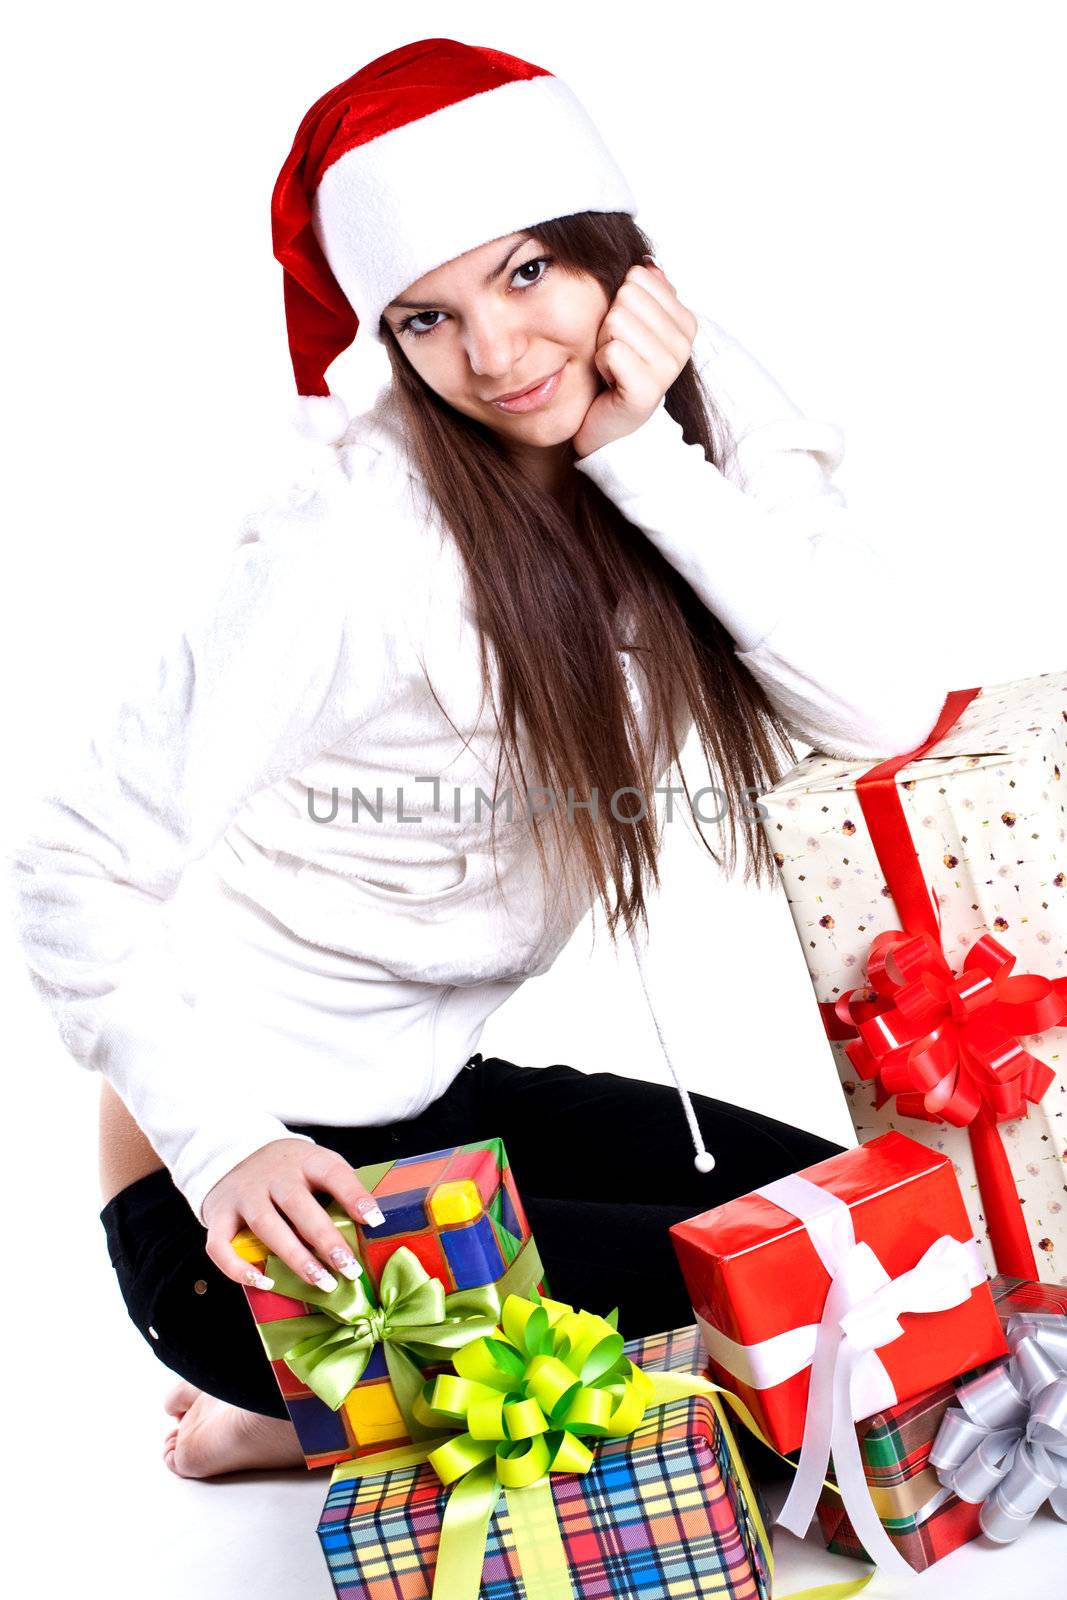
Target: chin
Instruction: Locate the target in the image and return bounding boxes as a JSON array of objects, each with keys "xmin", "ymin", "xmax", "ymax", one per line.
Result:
[
  {"xmin": 520, "ymin": 414, "xmax": 586, "ymax": 449},
  {"xmin": 507, "ymin": 393, "xmax": 592, "ymax": 446}
]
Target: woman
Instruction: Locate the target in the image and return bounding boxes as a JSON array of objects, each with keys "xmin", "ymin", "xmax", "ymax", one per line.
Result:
[{"xmin": 10, "ymin": 38, "xmax": 947, "ymax": 1480}]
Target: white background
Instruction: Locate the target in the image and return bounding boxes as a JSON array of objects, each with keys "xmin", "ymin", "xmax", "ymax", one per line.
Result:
[{"xmin": 2, "ymin": 2, "xmax": 1065, "ymax": 1593}]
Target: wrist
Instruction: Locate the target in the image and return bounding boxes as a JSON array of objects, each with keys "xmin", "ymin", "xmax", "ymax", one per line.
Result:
[
  {"xmin": 573, "ymin": 398, "xmax": 682, "ymax": 472},
  {"xmin": 574, "ymin": 415, "xmax": 647, "ymax": 461}
]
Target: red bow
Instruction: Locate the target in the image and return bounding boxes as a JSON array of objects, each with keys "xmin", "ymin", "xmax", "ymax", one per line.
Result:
[
  {"xmin": 830, "ymin": 928, "xmax": 1066, "ymax": 1127},
  {"xmin": 811, "ymin": 684, "xmax": 1065, "ymax": 1280}
]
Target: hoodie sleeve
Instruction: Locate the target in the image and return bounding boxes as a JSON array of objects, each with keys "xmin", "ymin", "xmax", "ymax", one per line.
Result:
[
  {"xmin": 573, "ymin": 312, "xmax": 950, "ymax": 761},
  {"xmin": 4, "ymin": 458, "xmax": 392, "ymax": 1223}
]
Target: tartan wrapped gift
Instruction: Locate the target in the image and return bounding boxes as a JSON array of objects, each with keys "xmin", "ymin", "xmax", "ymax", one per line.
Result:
[
  {"xmin": 759, "ymin": 672, "xmax": 1067, "ymax": 1285},
  {"xmin": 231, "ymin": 1137, "xmax": 546, "ymax": 1469},
  {"xmin": 670, "ymin": 1130, "xmax": 1009, "ymax": 1576},
  {"xmin": 317, "ymin": 1322, "xmax": 773, "ymax": 1600},
  {"xmin": 815, "ymin": 1274, "xmax": 1067, "ymax": 1570},
  {"xmin": 930, "ymin": 1277, "xmax": 1067, "ymax": 1543}
]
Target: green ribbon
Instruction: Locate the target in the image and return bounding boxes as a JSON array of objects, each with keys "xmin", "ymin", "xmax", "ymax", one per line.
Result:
[
  {"xmin": 414, "ymin": 1292, "xmax": 658, "ymax": 1600},
  {"xmin": 331, "ymin": 1291, "xmax": 877, "ymax": 1600},
  {"xmin": 417, "ymin": 1293, "xmax": 743, "ymax": 1600},
  {"xmin": 412, "ymin": 1291, "xmax": 651, "ymax": 1487},
  {"xmin": 256, "ymin": 1244, "xmax": 503, "ymax": 1436}
]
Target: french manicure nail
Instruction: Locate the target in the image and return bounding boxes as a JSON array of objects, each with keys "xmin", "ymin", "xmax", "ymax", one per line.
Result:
[
  {"xmin": 305, "ymin": 1261, "xmax": 338, "ymax": 1292},
  {"xmin": 244, "ymin": 1267, "xmax": 275, "ymax": 1291},
  {"xmin": 359, "ymin": 1203, "xmax": 386, "ymax": 1229},
  {"xmin": 329, "ymin": 1247, "xmax": 363, "ymax": 1280}
]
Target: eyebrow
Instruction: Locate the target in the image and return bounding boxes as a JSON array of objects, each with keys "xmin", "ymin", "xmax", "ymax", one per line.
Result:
[{"xmin": 386, "ymin": 235, "xmax": 536, "ymax": 313}]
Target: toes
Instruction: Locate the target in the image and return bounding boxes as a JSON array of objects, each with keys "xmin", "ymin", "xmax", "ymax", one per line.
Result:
[
  {"xmin": 163, "ymin": 1378, "xmax": 202, "ymax": 1420},
  {"xmin": 170, "ymin": 1401, "xmax": 216, "ymax": 1481}
]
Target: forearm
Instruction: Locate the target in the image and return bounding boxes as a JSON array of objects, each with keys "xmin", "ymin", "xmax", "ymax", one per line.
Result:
[{"xmin": 574, "ymin": 322, "xmax": 951, "ymax": 760}]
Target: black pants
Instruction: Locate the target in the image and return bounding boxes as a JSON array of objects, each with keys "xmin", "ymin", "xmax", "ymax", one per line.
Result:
[{"xmin": 100, "ymin": 1055, "xmax": 843, "ymax": 1418}]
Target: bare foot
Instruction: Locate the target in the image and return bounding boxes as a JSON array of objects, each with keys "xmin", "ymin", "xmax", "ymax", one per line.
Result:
[
  {"xmin": 162, "ymin": 1379, "xmax": 304, "ymax": 1478},
  {"xmin": 162, "ymin": 1377, "xmax": 201, "ymax": 1464}
]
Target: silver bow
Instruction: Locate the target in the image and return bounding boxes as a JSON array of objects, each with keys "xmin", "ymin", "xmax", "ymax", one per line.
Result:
[{"xmin": 929, "ymin": 1311, "xmax": 1067, "ymax": 1543}]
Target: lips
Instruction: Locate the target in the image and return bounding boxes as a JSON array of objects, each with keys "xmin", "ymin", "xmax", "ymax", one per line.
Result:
[
  {"xmin": 489, "ymin": 366, "xmax": 566, "ymax": 414},
  {"xmin": 491, "ymin": 371, "xmax": 559, "ymax": 403}
]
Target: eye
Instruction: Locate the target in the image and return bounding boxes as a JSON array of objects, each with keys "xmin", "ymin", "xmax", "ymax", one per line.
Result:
[
  {"xmin": 398, "ymin": 308, "xmax": 448, "ymax": 339},
  {"xmin": 510, "ymin": 255, "xmax": 553, "ymax": 289},
  {"xmin": 395, "ymin": 256, "xmax": 556, "ymax": 337}
]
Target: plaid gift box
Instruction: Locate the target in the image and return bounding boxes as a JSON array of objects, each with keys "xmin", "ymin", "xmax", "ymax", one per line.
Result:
[
  {"xmin": 816, "ymin": 1274, "xmax": 1067, "ymax": 1569},
  {"xmin": 317, "ymin": 1325, "xmax": 773, "ymax": 1600},
  {"xmin": 232, "ymin": 1137, "xmax": 546, "ymax": 1469}
]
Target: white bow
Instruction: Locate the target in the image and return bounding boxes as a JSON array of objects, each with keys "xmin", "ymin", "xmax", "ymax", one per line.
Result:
[{"xmin": 701, "ymin": 1173, "xmax": 987, "ymax": 1579}]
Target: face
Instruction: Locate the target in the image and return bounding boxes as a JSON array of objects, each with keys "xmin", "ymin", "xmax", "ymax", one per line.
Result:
[{"xmin": 381, "ymin": 231, "xmax": 611, "ymax": 465}]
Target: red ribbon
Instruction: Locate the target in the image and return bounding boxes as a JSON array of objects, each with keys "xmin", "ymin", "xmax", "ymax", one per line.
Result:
[
  {"xmin": 829, "ymin": 927, "xmax": 1063, "ymax": 1124},
  {"xmin": 818, "ymin": 687, "xmax": 1067, "ymax": 1279}
]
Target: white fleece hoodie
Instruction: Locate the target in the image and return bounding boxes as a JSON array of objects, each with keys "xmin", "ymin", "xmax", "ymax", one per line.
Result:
[{"xmin": 5, "ymin": 314, "xmax": 949, "ymax": 1221}]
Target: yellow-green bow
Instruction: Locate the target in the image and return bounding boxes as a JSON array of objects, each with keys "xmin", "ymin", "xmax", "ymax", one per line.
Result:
[
  {"xmin": 257, "ymin": 1245, "xmax": 501, "ymax": 1436},
  {"xmin": 413, "ymin": 1291, "xmax": 651, "ymax": 1487}
]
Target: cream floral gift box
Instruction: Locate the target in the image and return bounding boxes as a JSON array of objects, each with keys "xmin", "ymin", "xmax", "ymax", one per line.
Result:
[{"xmin": 759, "ymin": 670, "xmax": 1067, "ymax": 1286}]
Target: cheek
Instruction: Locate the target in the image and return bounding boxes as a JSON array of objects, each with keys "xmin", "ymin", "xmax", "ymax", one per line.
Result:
[
  {"xmin": 405, "ymin": 342, "xmax": 464, "ymax": 402},
  {"xmin": 559, "ymin": 284, "xmax": 609, "ymax": 358}
]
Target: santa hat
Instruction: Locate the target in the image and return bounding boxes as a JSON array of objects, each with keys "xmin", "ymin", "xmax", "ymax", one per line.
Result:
[{"xmin": 271, "ymin": 38, "xmax": 638, "ymax": 445}]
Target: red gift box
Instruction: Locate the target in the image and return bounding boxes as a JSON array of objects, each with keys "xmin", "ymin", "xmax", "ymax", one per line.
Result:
[{"xmin": 670, "ymin": 1131, "xmax": 1009, "ymax": 1457}]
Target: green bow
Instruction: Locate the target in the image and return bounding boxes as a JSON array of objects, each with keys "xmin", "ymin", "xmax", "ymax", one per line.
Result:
[
  {"xmin": 256, "ymin": 1245, "xmax": 503, "ymax": 1436},
  {"xmin": 412, "ymin": 1290, "xmax": 653, "ymax": 1486},
  {"xmin": 406, "ymin": 1292, "xmax": 682, "ymax": 1599}
]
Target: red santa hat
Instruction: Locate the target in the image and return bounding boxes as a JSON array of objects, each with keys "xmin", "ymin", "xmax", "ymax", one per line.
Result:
[{"xmin": 271, "ymin": 38, "xmax": 639, "ymax": 445}]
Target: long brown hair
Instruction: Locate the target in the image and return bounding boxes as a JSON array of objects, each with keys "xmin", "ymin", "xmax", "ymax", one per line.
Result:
[{"xmin": 379, "ymin": 210, "xmax": 797, "ymax": 944}]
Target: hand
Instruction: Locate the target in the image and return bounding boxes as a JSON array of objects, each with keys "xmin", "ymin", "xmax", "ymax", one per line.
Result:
[
  {"xmin": 201, "ymin": 1137, "xmax": 386, "ymax": 1291},
  {"xmin": 572, "ymin": 260, "xmax": 698, "ymax": 460}
]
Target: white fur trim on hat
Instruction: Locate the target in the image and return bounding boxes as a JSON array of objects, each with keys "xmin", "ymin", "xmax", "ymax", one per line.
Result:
[
  {"xmin": 311, "ymin": 75, "xmax": 638, "ymax": 344},
  {"xmin": 293, "ymin": 392, "xmax": 350, "ymax": 446}
]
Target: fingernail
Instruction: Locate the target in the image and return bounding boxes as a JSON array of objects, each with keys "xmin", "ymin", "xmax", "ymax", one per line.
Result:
[
  {"xmin": 329, "ymin": 1246, "xmax": 363, "ymax": 1280},
  {"xmin": 305, "ymin": 1261, "xmax": 338, "ymax": 1292},
  {"xmin": 357, "ymin": 1201, "xmax": 387, "ymax": 1229},
  {"xmin": 244, "ymin": 1267, "xmax": 275, "ymax": 1291}
]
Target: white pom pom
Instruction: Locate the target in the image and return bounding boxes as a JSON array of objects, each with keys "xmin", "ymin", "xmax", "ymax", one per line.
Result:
[
  {"xmin": 293, "ymin": 393, "xmax": 350, "ymax": 446},
  {"xmin": 693, "ymin": 1151, "xmax": 716, "ymax": 1174}
]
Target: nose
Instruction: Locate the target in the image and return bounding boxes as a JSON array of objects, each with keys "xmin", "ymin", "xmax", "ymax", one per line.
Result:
[{"xmin": 461, "ymin": 306, "xmax": 528, "ymax": 379}]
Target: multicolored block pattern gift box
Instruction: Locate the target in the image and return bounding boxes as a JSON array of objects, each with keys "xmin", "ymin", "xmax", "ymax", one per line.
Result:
[
  {"xmin": 759, "ymin": 670, "xmax": 1067, "ymax": 1284},
  {"xmin": 815, "ymin": 1274, "xmax": 1067, "ymax": 1570},
  {"xmin": 232, "ymin": 1138, "xmax": 546, "ymax": 1469},
  {"xmin": 317, "ymin": 1325, "xmax": 772, "ymax": 1600}
]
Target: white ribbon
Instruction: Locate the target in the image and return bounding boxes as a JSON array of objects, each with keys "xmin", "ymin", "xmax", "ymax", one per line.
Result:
[{"xmin": 699, "ymin": 1172, "xmax": 987, "ymax": 1579}]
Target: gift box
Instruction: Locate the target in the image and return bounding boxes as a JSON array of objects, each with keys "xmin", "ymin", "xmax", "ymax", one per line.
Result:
[
  {"xmin": 759, "ymin": 672, "xmax": 1067, "ymax": 1284},
  {"xmin": 670, "ymin": 1130, "xmax": 1008, "ymax": 1458},
  {"xmin": 231, "ymin": 1137, "xmax": 546, "ymax": 1469},
  {"xmin": 815, "ymin": 1274, "xmax": 1067, "ymax": 1570},
  {"xmin": 671, "ymin": 1131, "xmax": 1016, "ymax": 1578},
  {"xmin": 930, "ymin": 1276, "xmax": 1067, "ymax": 1546},
  {"xmin": 317, "ymin": 1323, "xmax": 773, "ymax": 1600}
]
